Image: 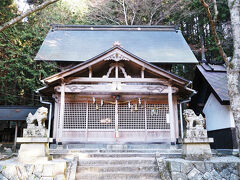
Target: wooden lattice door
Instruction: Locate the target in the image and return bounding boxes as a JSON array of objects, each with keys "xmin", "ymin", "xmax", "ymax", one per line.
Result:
[{"xmin": 60, "ymin": 102, "xmax": 170, "ymax": 142}]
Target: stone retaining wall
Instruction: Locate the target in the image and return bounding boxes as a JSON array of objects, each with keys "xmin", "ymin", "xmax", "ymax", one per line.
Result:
[
  {"xmin": 157, "ymin": 156, "xmax": 240, "ymax": 180},
  {"xmin": 0, "ymin": 158, "xmax": 67, "ymax": 180}
]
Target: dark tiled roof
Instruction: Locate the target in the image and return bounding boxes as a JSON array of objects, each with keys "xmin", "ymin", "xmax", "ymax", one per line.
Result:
[
  {"xmin": 35, "ymin": 25, "xmax": 198, "ymax": 64},
  {"xmin": 0, "ymin": 106, "xmax": 41, "ymax": 121},
  {"xmin": 201, "ymin": 63, "xmax": 226, "ymax": 72},
  {"xmin": 197, "ymin": 64, "xmax": 229, "ymax": 103}
]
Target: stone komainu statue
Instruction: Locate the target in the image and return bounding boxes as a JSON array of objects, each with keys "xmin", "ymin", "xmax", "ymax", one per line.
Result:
[
  {"xmin": 26, "ymin": 107, "xmax": 48, "ymax": 128},
  {"xmin": 183, "ymin": 109, "xmax": 205, "ymax": 130}
]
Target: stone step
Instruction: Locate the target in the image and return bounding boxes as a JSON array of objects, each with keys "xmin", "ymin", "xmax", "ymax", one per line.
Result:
[
  {"xmin": 50, "ymin": 148, "xmax": 182, "ymax": 153},
  {"xmin": 80, "ymin": 152, "xmax": 156, "ymax": 158},
  {"xmin": 50, "ymin": 143, "xmax": 181, "ymax": 150},
  {"xmin": 77, "ymin": 165, "xmax": 159, "ymax": 173},
  {"xmin": 76, "ymin": 172, "xmax": 160, "ymax": 180},
  {"xmin": 51, "ymin": 151, "xmax": 181, "ymax": 160},
  {"xmin": 78, "ymin": 157, "xmax": 157, "ymax": 166}
]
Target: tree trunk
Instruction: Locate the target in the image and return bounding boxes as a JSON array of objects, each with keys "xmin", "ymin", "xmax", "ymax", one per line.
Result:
[
  {"xmin": 227, "ymin": 0, "xmax": 240, "ymax": 148},
  {"xmin": 227, "ymin": 68, "xmax": 240, "ymax": 145}
]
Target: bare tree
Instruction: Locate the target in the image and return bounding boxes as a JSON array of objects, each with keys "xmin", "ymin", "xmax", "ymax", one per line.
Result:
[
  {"xmin": 0, "ymin": 0, "xmax": 59, "ymax": 33},
  {"xmin": 200, "ymin": 0, "xmax": 240, "ymax": 149},
  {"xmin": 88, "ymin": 0, "xmax": 190, "ymax": 25}
]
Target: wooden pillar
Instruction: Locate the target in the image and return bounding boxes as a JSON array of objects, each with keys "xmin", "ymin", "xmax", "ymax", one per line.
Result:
[
  {"xmin": 141, "ymin": 67, "xmax": 145, "ymax": 79},
  {"xmin": 115, "ymin": 65, "xmax": 119, "ymax": 78},
  {"xmin": 144, "ymin": 101, "xmax": 147, "ymax": 142},
  {"xmin": 115, "ymin": 99, "xmax": 119, "ymax": 140},
  {"xmin": 179, "ymin": 103, "xmax": 184, "ymax": 139},
  {"xmin": 13, "ymin": 121, "xmax": 18, "ymax": 151},
  {"xmin": 168, "ymin": 85, "xmax": 175, "ymax": 144},
  {"xmin": 53, "ymin": 100, "xmax": 58, "ymax": 139},
  {"xmin": 86, "ymin": 102, "xmax": 88, "ymax": 141},
  {"xmin": 59, "ymin": 82, "xmax": 65, "ymax": 143},
  {"xmin": 89, "ymin": 67, "xmax": 92, "ymax": 78}
]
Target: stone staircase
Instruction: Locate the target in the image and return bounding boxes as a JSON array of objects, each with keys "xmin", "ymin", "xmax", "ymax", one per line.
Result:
[
  {"xmin": 50, "ymin": 143, "xmax": 182, "ymax": 180},
  {"xmin": 76, "ymin": 155, "xmax": 159, "ymax": 180}
]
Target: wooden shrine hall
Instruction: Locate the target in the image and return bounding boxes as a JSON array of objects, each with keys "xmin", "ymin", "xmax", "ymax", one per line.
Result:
[{"xmin": 36, "ymin": 25, "xmax": 198, "ymax": 144}]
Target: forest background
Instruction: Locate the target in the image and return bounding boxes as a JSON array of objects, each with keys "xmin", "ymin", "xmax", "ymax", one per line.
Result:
[{"xmin": 0, "ymin": 0, "xmax": 233, "ymax": 105}]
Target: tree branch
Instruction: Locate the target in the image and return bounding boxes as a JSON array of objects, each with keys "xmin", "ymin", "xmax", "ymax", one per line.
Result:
[
  {"xmin": 122, "ymin": 0, "xmax": 129, "ymax": 25},
  {"xmin": 213, "ymin": 0, "xmax": 219, "ymax": 23},
  {"xmin": 130, "ymin": 10, "xmax": 136, "ymax": 25},
  {"xmin": 88, "ymin": 2, "xmax": 121, "ymax": 25},
  {"xmin": 116, "ymin": 0, "xmax": 129, "ymax": 25},
  {"xmin": 0, "ymin": 0, "xmax": 59, "ymax": 33},
  {"xmin": 148, "ymin": 2, "xmax": 160, "ymax": 25},
  {"xmin": 154, "ymin": 0, "xmax": 188, "ymax": 25},
  {"xmin": 200, "ymin": 0, "xmax": 229, "ymax": 66}
]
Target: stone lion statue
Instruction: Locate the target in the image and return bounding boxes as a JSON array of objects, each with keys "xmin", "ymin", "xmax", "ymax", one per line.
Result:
[
  {"xmin": 26, "ymin": 107, "xmax": 48, "ymax": 128},
  {"xmin": 183, "ymin": 109, "xmax": 205, "ymax": 130}
]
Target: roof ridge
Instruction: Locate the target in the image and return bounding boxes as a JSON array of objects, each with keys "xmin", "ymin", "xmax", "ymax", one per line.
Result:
[{"xmin": 50, "ymin": 24, "xmax": 178, "ymax": 32}]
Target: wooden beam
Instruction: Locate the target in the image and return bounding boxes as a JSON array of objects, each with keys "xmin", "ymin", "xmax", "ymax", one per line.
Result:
[
  {"xmin": 44, "ymin": 48, "xmax": 186, "ymax": 85},
  {"xmin": 168, "ymin": 85, "xmax": 175, "ymax": 143},
  {"xmin": 55, "ymin": 84, "xmax": 178, "ymax": 94},
  {"xmin": 66, "ymin": 77, "xmax": 168, "ymax": 84}
]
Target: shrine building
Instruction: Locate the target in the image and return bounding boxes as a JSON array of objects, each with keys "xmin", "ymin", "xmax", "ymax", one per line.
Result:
[{"xmin": 35, "ymin": 25, "xmax": 198, "ymax": 144}]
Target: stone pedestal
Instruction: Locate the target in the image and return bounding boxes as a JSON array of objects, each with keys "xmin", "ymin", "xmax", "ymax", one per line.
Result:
[
  {"xmin": 182, "ymin": 129, "xmax": 214, "ymax": 160},
  {"xmin": 23, "ymin": 125, "xmax": 47, "ymax": 137},
  {"xmin": 17, "ymin": 125, "xmax": 53, "ymax": 163}
]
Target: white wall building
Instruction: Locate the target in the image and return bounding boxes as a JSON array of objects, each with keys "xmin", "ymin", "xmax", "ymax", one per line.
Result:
[{"xmin": 191, "ymin": 63, "xmax": 238, "ymax": 150}]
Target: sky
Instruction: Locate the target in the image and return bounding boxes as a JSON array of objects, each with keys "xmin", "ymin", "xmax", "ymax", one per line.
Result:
[{"xmin": 15, "ymin": 0, "xmax": 30, "ymax": 13}]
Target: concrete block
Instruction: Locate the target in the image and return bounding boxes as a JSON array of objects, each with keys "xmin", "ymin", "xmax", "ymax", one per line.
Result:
[
  {"xmin": 181, "ymin": 162, "xmax": 194, "ymax": 174},
  {"xmin": 42, "ymin": 164, "xmax": 54, "ymax": 177},
  {"xmin": 52, "ymin": 161, "xmax": 67, "ymax": 177},
  {"xmin": 220, "ymin": 168, "xmax": 231, "ymax": 179},
  {"xmin": 210, "ymin": 170, "xmax": 221, "ymax": 180},
  {"xmin": 170, "ymin": 161, "xmax": 181, "ymax": 172},
  {"xmin": 172, "ymin": 172, "xmax": 187, "ymax": 180},
  {"xmin": 230, "ymin": 173, "xmax": 239, "ymax": 180},
  {"xmin": 54, "ymin": 174, "xmax": 65, "ymax": 180},
  {"xmin": 0, "ymin": 174, "xmax": 8, "ymax": 180},
  {"xmin": 28, "ymin": 174, "xmax": 40, "ymax": 180},
  {"xmin": 204, "ymin": 162, "xmax": 214, "ymax": 172},
  {"xmin": 203, "ymin": 172, "xmax": 213, "ymax": 180},
  {"xmin": 182, "ymin": 143, "xmax": 212, "ymax": 160},
  {"xmin": 194, "ymin": 162, "xmax": 205, "ymax": 173},
  {"xmin": 2, "ymin": 165, "xmax": 18, "ymax": 180},
  {"xmin": 18, "ymin": 143, "xmax": 52, "ymax": 163},
  {"xmin": 187, "ymin": 168, "xmax": 200, "ymax": 179},
  {"xmin": 17, "ymin": 165, "xmax": 28, "ymax": 179},
  {"xmin": 40, "ymin": 177, "xmax": 54, "ymax": 180},
  {"xmin": 33, "ymin": 164, "xmax": 44, "ymax": 176}
]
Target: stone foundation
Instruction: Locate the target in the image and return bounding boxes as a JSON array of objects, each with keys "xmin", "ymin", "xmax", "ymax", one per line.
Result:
[
  {"xmin": 0, "ymin": 158, "xmax": 68, "ymax": 180},
  {"xmin": 182, "ymin": 142, "xmax": 212, "ymax": 160},
  {"xmin": 157, "ymin": 156, "xmax": 240, "ymax": 180},
  {"xmin": 182, "ymin": 129, "xmax": 214, "ymax": 161},
  {"xmin": 17, "ymin": 137, "xmax": 53, "ymax": 164}
]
